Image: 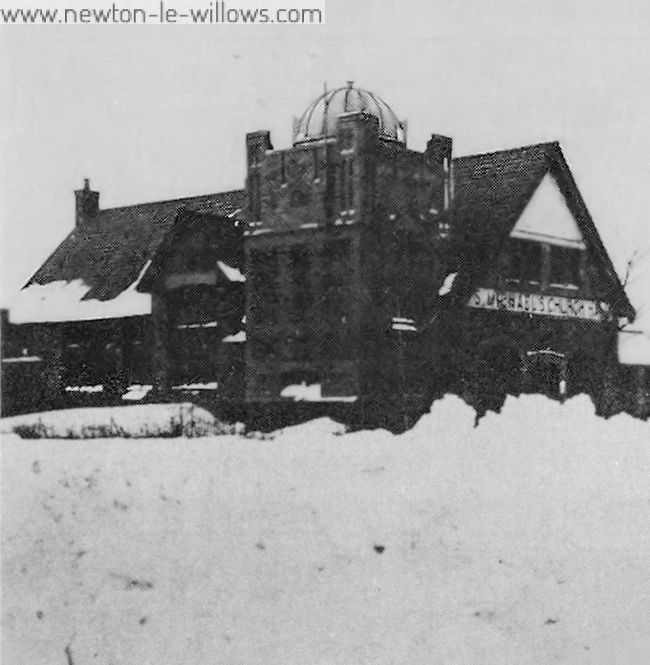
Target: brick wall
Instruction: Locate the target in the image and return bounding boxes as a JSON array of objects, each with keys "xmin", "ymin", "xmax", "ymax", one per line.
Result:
[{"xmin": 244, "ymin": 114, "xmax": 452, "ymax": 403}]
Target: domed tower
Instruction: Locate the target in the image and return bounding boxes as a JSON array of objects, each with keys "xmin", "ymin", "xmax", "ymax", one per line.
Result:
[
  {"xmin": 244, "ymin": 83, "xmax": 453, "ymax": 406},
  {"xmin": 293, "ymin": 81, "xmax": 407, "ymax": 145}
]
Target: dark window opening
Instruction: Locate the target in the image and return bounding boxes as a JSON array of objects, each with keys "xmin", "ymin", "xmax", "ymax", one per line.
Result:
[
  {"xmin": 289, "ymin": 188, "xmax": 311, "ymax": 207},
  {"xmin": 284, "ymin": 330, "xmax": 312, "ymax": 361},
  {"xmin": 249, "ymin": 172, "xmax": 262, "ymax": 220},
  {"xmin": 249, "ymin": 249, "xmax": 280, "ymax": 323},
  {"xmin": 313, "ymin": 148, "xmax": 320, "ymax": 179},
  {"xmin": 550, "ymin": 246, "xmax": 582, "ymax": 286},
  {"xmin": 289, "ymin": 245, "xmax": 312, "ymax": 321},
  {"xmin": 338, "ymin": 128, "xmax": 354, "ymax": 150},
  {"xmin": 393, "ymin": 233, "xmax": 423, "ymax": 318},
  {"xmin": 322, "ymin": 285, "xmax": 346, "ymax": 322},
  {"xmin": 171, "ymin": 327, "xmax": 221, "ymax": 383},
  {"xmin": 339, "ymin": 159, "xmax": 354, "ymax": 211},
  {"xmin": 167, "ymin": 286, "xmax": 225, "ymax": 325},
  {"xmin": 185, "ymin": 250, "xmax": 214, "ymax": 273},
  {"xmin": 321, "ymin": 239, "xmax": 352, "ymax": 325},
  {"xmin": 324, "ymin": 239, "xmax": 352, "ymax": 275},
  {"xmin": 506, "ymin": 239, "xmax": 543, "ymax": 283}
]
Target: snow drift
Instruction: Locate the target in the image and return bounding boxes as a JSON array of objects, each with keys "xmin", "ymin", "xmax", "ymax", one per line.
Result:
[
  {"xmin": 0, "ymin": 403, "xmax": 236, "ymax": 439},
  {"xmin": 2, "ymin": 394, "xmax": 649, "ymax": 664}
]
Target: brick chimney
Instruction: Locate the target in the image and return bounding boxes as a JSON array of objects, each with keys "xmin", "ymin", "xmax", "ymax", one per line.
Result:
[
  {"xmin": 245, "ymin": 131, "xmax": 273, "ymax": 222},
  {"xmin": 425, "ymin": 134, "xmax": 452, "ymax": 166},
  {"xmin": 75, "ymin": 178, "xmax": 99, "ymax": 227}
]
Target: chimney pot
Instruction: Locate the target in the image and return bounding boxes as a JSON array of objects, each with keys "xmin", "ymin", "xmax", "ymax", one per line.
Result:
[{"xmin": 75, "ymin": 178, "xmax": 100, "ymax": 227}]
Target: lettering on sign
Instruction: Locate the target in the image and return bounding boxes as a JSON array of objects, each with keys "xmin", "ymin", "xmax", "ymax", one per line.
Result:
[{"xmin": 467, "ymin": 287, "xmax": 609, "ymax": 322}]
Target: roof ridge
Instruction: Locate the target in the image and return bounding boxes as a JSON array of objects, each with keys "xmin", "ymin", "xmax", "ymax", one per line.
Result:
[
  {"xmin": 98, "ymin": 188, "xmax": 245, "ymax": 214},
  {"xmin": 453, "ymin": 141, "xmax": 559, "ymax": 162}
]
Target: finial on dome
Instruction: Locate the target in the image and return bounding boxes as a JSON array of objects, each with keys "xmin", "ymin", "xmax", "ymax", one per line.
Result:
[{"xmin": 346, "ymin": 80, "xmax": 354, "ymax": 89}]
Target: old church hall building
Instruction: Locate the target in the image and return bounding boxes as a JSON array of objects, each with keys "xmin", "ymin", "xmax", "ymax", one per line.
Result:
[{"xmin": 4, "ymin": 83, "xmax": 648, "ymax": 420}]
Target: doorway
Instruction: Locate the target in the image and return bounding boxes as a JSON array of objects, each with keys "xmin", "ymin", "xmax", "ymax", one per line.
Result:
[{"xmin": 525, "ymin": 350, "xmax": 568, "ymax": 401}]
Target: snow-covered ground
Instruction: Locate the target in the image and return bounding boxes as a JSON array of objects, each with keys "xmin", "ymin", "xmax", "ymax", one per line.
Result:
[
  {"xmin": 0, "ymin": 403, "xmax": 235, "ymax": 439},
  {"xmin": 2, "ymin": 395, "xmax": 649, "ymax": 664}
]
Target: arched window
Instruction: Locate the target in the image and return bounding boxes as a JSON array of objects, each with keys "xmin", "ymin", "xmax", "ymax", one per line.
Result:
[{"xmin": 525, "ymin": 350, "xmax": 568, "ymax": 400}]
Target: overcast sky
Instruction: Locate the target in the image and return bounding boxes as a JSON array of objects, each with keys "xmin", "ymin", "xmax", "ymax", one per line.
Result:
[{"xmin": 1, "ymin": 0, "xmax": 649, "ymax": 323}]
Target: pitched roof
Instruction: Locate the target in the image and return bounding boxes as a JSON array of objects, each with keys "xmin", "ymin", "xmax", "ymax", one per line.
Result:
[
  {"xmin": 451, "ymin": 142, "xmax": 634, "ymax": 319},
  {"xmin": 25, "ymin": 190, "xmax": 246, "ymax": 302},
  {"xmin": 453, "ymin": 142, "xmax": 551, "ymax": 246},
  {"xmin": 135, "ymin": 206, "xmax": 245, "ymax": 293},
  {"xmin": 15, "ymin": 141, "xmax": 633, "ymax": 324}
]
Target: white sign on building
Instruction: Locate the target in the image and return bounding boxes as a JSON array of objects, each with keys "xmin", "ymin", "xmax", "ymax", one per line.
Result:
[{"xmin": 467, "ymin": 287, "xmax": 609, "ymax": 322}]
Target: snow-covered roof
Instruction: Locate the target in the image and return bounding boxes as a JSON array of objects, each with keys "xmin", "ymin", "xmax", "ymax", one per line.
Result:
[
  {"xmin": 13, "ymin": 142, "xmax": 633, "ymax": 329},
  {"xmin": 453, "ymin": 143, "xmax": 634, "ymax": 320},
  {"xmin": 217, "ymin": 261, "xmax": 245, "ymax": 283},
  {"xmin": 10, "ymin": 262, "xmax": 152, "ymax": 324},
  {"xmin": 13, "ymin": 189, "xmax": 245, "ymax": 324},
  {"xmin": 280, "ymin": 382, "xmax": 357, "ymax": 403},
  {"xmin": 222, "ymin": 330, "xmax": 246, "ymax": 343}
]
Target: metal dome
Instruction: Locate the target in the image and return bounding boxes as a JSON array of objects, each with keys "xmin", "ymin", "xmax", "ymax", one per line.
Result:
[{"xmin": 293, "ymin": 82, "xmax": 406, "ymax": 145}]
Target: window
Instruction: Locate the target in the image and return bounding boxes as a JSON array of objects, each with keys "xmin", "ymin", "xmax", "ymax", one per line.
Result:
[
  {"xmin": 338, "ymin": 128, "xmax": 354, "ymax": 150},
  {"xmin": 289, "ymin": 188, "xmax": 311, "ymax": 207},
  {"xmin": 284, "ymin": 329, "xmax": 312, "ymax": 361},
  {"xmin": 168, "ymin": 286, "xmax": 219, "ymax": 325},
  {"xmin": 550, "ymin": 246, "xmax": 582, "ymax": 287},
  {"xmin": 313, "ymin": 148, "xmax": 321, "ymax": 179},
  {"xmin": 339, "ymin": 159, "xmax": 354, "ymax": 211},
  {"xmin": 322, "ymin": 239, "xmax": 352, "ymax": 323},
  {"xmin": 289, "ymin": 245, "xmax": 312, "ymax": 321},
  {"xmin": 325, "ymin": 239, "xmax": 352, "ymax": 277},
  {"xmin": 395, "ymin": 232, "xmax": 423, "ymax": 316},
  {"xmin": 506, "ymin": 239, "xmax": 543, "ymax": 283},
  {"xmin": 249, "ymin": 172, "xmax": 262, "ymax": 220},
  {"xmin": 185, "ymin": 250, "xmax": 213, "ymax": 272},
  {"xmin": 249, "ymin": 249, "xmax": 279, "ymax": 323}
]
